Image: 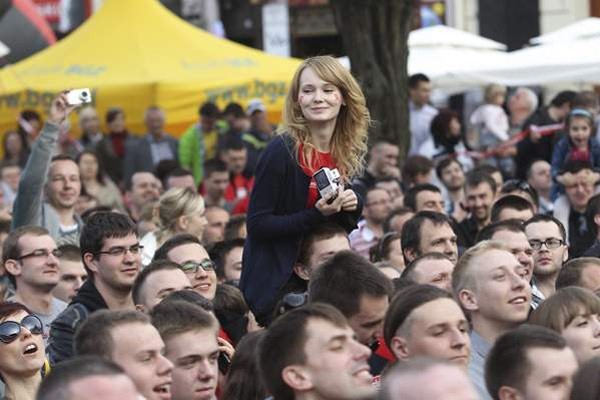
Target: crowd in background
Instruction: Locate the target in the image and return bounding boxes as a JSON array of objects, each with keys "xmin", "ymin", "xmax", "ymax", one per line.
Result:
[{"xmin": 0, "ymin": 55, "xmax": 600, "ymax": 400}]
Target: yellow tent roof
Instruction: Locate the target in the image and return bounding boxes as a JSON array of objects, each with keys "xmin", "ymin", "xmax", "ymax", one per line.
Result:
[{"xmin": 0, "ymin": 0, "xmax": 300, "ymax": 135}]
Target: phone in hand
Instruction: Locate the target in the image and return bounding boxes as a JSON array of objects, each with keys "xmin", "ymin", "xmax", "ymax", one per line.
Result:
[{"xmin": 218, "ymin": 352, "xmax": 231, "ymax": 375}]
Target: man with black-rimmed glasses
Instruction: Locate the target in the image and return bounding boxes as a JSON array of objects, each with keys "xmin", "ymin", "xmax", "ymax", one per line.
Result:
[
  {"xmin": 3, "ymin": 225, "xmax": 67, "ymax": 340},
  {"xmin": 154, "ymin": 233, "xmax": 218, "ymax": 301},
  {"xmin": 48, "ymin": 211, "xmax": 142, "ymax": 364},
  {"xmin": 524, "ymin": 215, "xmax": 568, "ymax": 303}
]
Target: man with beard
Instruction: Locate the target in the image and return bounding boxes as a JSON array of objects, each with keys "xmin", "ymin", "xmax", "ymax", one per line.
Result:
[
  {"xmin": 436, "ymin": 158, "xmax": 466, "ymax": 220},
  {"xmin": 456, "ymin": 171, "xmax": 497, "ymax": 248}
]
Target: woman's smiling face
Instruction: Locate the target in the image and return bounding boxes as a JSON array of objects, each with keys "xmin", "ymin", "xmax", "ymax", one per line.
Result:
[{"xmin": 297, "ymin": 67, "xmax": 344, "ymax": 124}]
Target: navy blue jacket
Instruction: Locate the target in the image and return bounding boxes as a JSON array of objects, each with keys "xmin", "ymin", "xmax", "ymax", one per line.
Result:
[{"xmin": 240, "ymin": 134, "xmax": 363, "ymax": 324}]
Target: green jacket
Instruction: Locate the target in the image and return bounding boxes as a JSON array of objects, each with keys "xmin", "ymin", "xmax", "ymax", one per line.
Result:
[{"xmin": 178, "ymin": 124, "xmax": 204, "ymax": 185}]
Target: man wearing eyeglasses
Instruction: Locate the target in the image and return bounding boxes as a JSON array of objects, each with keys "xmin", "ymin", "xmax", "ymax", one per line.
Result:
[
  {"xmin": 2, "ymin": 225, "xmax": 67, "ymax": 340},
  {"xmin": 154, "ymin": 233, "xmax": 218, "ymax": 301},
  {"xmin": 524, "ymin": 215, "xmax": 569, "ymax": 302},
  {"xmin": 349, "ymin": 188, "xmax": 392, "ymax": 258},
  {"xmin": 48, "ymin": 212, "xmax": 141, "ymax": 364}
]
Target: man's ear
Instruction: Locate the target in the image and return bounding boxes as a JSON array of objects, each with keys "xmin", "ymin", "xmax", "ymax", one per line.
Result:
[
  {"xmin": 403, "ymin": 247, "xmax": 417, "ymax": 264},
  {"xmin": 390, "ymin": 336, "xmax": 410, "ymax": 361},
  {"xmin": 83, "ymin": 253, "xmax": 99, "ymax": 275},
  {"xmin": 3, "ymin": 260, "xmax": 21, "ymax": 279},
  {"xmin": 562, "ymin": 245, "xmax": 569, "ymax": 263},
  {"xmin": 282, "ymin": 365, "xmax": 313, "ymax": 392},
  {"xmin": 293, "ymin": 263, "xmax": 311, "ymax": 281},
  {"xmin": 498, "ymin": 386, "xmax": 523, "ymax": 400},
  {"xmin": 458, "ymin": 289, "xmax": 478, "ymax": 312},
  {"xmin": 135, "ymin": 304, "xmax": 148, "ymax": 314}
]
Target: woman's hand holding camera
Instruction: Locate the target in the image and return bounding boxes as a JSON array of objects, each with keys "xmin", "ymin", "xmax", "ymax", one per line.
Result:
[
  {"xmin": 316, "ymin": 187, "xmax": 344, "ymax": 216},
  {"xmin": 340, "ymin": 189, "xmax": 358, "ymax": 211}
]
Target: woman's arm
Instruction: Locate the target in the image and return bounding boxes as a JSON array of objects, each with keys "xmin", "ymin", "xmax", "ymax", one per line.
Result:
[{"xmin": 246, "ymin": 138, "xmax": 326, "ymax": 240}]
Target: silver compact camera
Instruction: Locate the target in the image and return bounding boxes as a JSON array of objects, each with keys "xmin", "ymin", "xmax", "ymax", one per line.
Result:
[
  {"xmin": 65, "ymin": 88, "xmax": 92, "ymax": 106},
  {"xmin": 313, "ymin": 167, "xmax": 341, "ymax": 201}
]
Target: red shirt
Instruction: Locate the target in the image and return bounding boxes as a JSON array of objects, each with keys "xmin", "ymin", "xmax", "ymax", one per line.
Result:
[
  {"xmin": 224, "ymin": 174, "xmax": 254, "ymax": 202},
  {"xmin": 298, "ymin": 144, "xmax": 337, "ymax": 208}
]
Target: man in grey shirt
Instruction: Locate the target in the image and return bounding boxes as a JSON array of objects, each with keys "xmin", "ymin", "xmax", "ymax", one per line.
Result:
[
  {"xmin": 12, "ymin": 92, "xmax": 83, "ymax": 246},
  {"xmin": 408, "ymin": 73, "xmax": 438, "ymax": 155},
  {"xmin": 3, "ymin": 225, "xmax": 67, "ymax": 341},
  {"xmin": 452, "ymin": 241, "xmax": 531, "ymax": 400}
]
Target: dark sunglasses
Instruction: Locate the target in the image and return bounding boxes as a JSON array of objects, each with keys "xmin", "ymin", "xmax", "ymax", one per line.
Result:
[
  {"xmin": 0, "ymin": 315, "xmax": 43, "ymax": 344},
  {"xmin": 277, "ymin": 292, "xmax": 308, "ymax": 316}
]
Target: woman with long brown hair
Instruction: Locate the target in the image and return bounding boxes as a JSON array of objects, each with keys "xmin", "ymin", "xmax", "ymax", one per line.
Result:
[{"xmin": 240, "ymin": 55, "xmax": 370, "ymax": 326}]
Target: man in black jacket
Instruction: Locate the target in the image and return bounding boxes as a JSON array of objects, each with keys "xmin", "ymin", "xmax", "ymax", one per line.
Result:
[{"xmin": 47, "ymin": 212, "xmax": 141, "ymax": 364}]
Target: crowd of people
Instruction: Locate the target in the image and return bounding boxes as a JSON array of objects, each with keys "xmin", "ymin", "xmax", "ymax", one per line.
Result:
[{"xmin": 0, "ymin": 54, "xmax": 599, "ymax": 400}]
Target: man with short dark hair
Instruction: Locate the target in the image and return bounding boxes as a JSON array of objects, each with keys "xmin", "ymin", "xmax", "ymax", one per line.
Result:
[
  {"xmin": 151, "ymin": 300, "xmax": 221, "ymax": 400},
  {"xmin": 436, "ymin": 158, "xmax": 466, "ymax": 219},
  {"xmin": 516, "ymin": 90, "xmax": 576, "ymax": 179},
  {"xmin": 3, "ymin": 226, "xmax": 67, "ymax": 338},
  {"xmin": 490, "ymin": 195, "xmax": 535, "ymax": 223},
  {"xmin": 202, "ymin": 206, "xmax": 230, "ymax": 246},
  {"xmin": 583, "ymin": 193, "xmax": 600, "ymax": 257},
  {"xmin": 180, "ymin": 102, "xmax": 223, "ymax": 185},
  {"xmin": 220, "ymin": 135, "xmax": 253, "ymax": 209},
  {"xmin": 126, "ymin": 172, "xmax": 161, "ymax": 221},
  {"xmin": 456, "ymin": 170, "xmax": 497, "ymax": 248},
  {"xmin": 201, "ymin": 159, "xmax": 230, "ymax": 209},
  {"xmin": 52, "ymin": 244, "xmax": 87, "ymax": 303},
  {"xmin": 384, "ymin": 285, "xmax": 470, "ymax": 365},
  {"xmin": 400, "ymin": 253, "xmax": 454, "ymax": 292},
  {"xmin": 349, "ymin": 188, "xmax": 391, "ymax": 258},
  {"xmin": 165, "ymin": 168, "xmax": 196, "ymax": 191},
  {"xmin": 352, "ymin": 141, "xmax": 400, "ymax": 199},
  {"xmin": 274, "ymin": 223, "xmax": 349, "ymax": 307},
  {"xmin": 132, "ymin": 260, "xmax": 192, "ymax": 313},
  {"xmin": 485, "ymin": 325, "xmax": 578, "ymax": 400},
  {"xmin": 154, "ymin": 233, "xmax": 217, "ymax": 301},
  {"xmin": 556, "ymin": 257, "xmax": 600, "ymax": 294},
  {"xmin": 36, "ymin": 356, "xmax": 140, "ymax": 400},
  {"xmin": 383, "ymin": 207, "xmax": 414, "ymax": 234},
  {"xmin": 524, "ymin": 215, "xmax": 568, "ymax": 301},
  {"xmin": 209, "ymin": 238, "xmax": 245, "ymax": 284},
  {"xmin": 259, "ymin": 303, "xmax": 376, "ymax": 400},
  {"xmin": 380, "ymin": 358, "xmax": 478, "ymax": 400},
  {"xmin": 48, "ymin": 212, "xmax": 141, "ymax": 364},
  {"xmin": 453, "ymin": 241, "xmax": 531, "ymax": 400},
  {"xmin": 404, "ymin": 183, "xmax": 445, "ymax": 214},
  {"xmin": 401, "ymin": 211, "xmax": 458, "ymax": 265},
  {"xmin": 308, "ymin": 251, "xmax": 392, "ymax": 376},
  {"xmin": 402, "ymin": 155, "xmax": 434, "ymax": 188},
  {"xmin": 408, "ymin": 73, "xmax": 438, "ymax": 155},
  {"xmin": 374, "ymin": 176, "xmax": 403, "ymax": 209},
  {"xmin": 74, "ymin": 310, "xmax": 173, "ymax": 400}
]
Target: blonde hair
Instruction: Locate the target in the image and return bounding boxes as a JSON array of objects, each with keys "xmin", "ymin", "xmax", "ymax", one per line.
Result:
[
  {"xmin": 154, "ymin": 188, "xmax": 205, "ymax": 244},
  {"xmin": 530, "ymin": 286, "xmax": 600, "ymax": 332},
  {"xmin": 281, "ymin": 55, "xmax": 370, "ymax": 179},
  {"xmin": 452, "ymin": 240, "xmax": 510, "ymax": 296},
  {"xmin": 484, "ymin": 84, "xmax": 507, "ymax": 104}
]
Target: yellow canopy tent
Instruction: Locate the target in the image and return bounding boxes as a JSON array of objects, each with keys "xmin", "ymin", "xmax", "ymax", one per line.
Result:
[{"xmin": 0, "ymin": 0, "xmax": 300, "ymax": 136}]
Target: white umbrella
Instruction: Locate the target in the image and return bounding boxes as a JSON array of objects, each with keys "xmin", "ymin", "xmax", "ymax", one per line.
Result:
[
  {"xmin": 409, "ymin": 25, "xmax": 506, "ymax": 50},
  {"xmin": 468, "ymin": 36, "xmax": 600, "ymax": 86},
  {"xmin": 0, "ymin": 40, "xmax": 9, "ymax": 58},
  {"xmin": 530, "ymin": 17, "xmax": 600, "ymax": 44}
]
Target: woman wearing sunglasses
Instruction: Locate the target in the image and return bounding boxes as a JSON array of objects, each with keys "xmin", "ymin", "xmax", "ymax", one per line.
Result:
[{"xmin": 0, "ymin": 302, "xmax": 46, "ymax": 400}]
